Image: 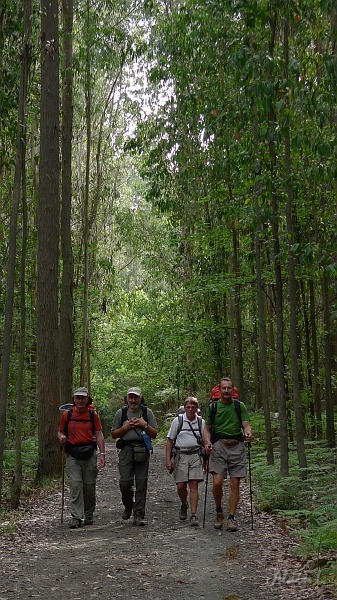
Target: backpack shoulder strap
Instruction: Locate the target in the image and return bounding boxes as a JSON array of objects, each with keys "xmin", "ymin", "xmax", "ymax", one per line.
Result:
[
  {"xmin": 185, "ymin": 416, "xmax": 203, "ymax": 445},
  {"xmin": 121, "ymin": 405, "xmax": 128, "ymax": 426},
  {"xmin": 141, "ymin": 405, "xmax": 148, "ymax": 423},
  {"xmin": 210, "ymin": 399, "xmax": 217, "ymax": 420},
  {"xmin": 173, "ymin": 414, "xmax": 184, "ymax": 446},
  {"xmin": 233, "ymin": 399, "xmax": 243, "ymax": 430},
  {"xmin": 64, "ymin": 408, "xmax": 72, "ymax": 437},
  {"xmin": 89, "ymin": 408, "xmax": 95, "ymax": 436}
]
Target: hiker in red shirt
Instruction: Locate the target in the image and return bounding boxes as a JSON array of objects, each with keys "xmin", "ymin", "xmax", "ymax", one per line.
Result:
[{"xmin": 58, "ymin": 386, "xmax": 106, "ymax": 529}]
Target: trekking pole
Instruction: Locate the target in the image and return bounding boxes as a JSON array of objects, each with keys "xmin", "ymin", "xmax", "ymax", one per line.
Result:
[
  {"xmin": 202, "ymin": 457, "xmax": 209, "ymax": 529},
  {"xmin": 58, "ymin": 403, "xmax": 72, "ymax": 525},
  {"xmin": 61, "ymin": 443, "xmax": 65, "ymax": 524},
  {"xmin": 247, "ymin": 442, "xmax": 253, "ymax": 531}
]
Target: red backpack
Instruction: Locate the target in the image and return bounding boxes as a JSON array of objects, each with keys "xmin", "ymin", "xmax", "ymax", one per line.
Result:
[{"xmin": 211, "ymin": 384, "xmax": 239, "ymax": 399}]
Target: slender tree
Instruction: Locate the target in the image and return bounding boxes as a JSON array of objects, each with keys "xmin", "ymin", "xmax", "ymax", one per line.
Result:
[
  {"xmin": 36, "ymin": 0, "xmax": 60, "ymax": 477},
  {"xmin": 59, "ymin": 0, "xmax": 74, "ymax": 404},
  {"xmin": 0, "ymin": 0, "xmax": 32, "ymax": 503}
]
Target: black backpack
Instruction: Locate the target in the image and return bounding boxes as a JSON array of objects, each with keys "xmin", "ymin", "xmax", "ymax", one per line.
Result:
[{"xmin": 209, "ymin": 398, "xmax": 244, "ymax": 443}]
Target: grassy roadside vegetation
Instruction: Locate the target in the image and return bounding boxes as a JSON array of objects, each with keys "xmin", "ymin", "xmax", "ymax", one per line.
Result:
[
  {"xmin": 249, "ymin": 411, "xmax": 337, "ymax": 589},
  {"xmin": 0, "ymin": 437, "xmax": 60, "ymax": 536}
]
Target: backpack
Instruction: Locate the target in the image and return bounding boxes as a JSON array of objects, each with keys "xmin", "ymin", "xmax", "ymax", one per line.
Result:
[
  {"xmin": 211, "ymin": 384, "xmax": 239, "ymax": 400},
  {"xmin": 209, "ymin": 398, "xmax": 244, "ymax": 443}
]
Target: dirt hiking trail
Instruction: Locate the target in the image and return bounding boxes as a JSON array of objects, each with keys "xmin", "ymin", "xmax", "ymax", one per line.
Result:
[{"xmin": 0, "ymin": 443, "xmax": 334, "ymax": 600}]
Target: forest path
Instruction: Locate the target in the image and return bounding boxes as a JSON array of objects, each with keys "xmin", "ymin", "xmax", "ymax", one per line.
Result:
[{"xmin": 0, "ymin": 443, "xmax": 333, "ymax": 600}]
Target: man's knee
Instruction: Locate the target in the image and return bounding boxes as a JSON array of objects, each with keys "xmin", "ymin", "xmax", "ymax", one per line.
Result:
[
  {"xmin": 213, "ymin": 474, "xmax": 224, "ymax": 489},
  {"xmin": 229, "ymin": 477, "xmax": 240, "ymax": 491},
  {"xmin": 120, "ymin": 478, "xmax": 133, "ymax": 492}
]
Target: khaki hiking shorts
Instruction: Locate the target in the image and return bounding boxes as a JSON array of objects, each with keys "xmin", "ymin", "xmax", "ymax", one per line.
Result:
[
  {"xmin": 173, "ymin": 451, "xmax": 204, "ymax": 484},
  {"xmin": 209, "ymin": 440, "xmax": 246, "ymax": 479}
]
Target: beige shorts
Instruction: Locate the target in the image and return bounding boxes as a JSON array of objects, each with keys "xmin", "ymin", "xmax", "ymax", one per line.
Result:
[
  {"xmin": 209, "ymin": 440, "xmax": 246, "ymax": 479},
  {"xmin": 173, "ymin": 451, "xmax": 204, "ymax": 484}
]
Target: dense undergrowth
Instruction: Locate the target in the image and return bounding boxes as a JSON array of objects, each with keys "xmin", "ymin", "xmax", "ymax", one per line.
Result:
[{"xmin": 250, "ymin": 410, "xmax": 337, "ymax": 589}]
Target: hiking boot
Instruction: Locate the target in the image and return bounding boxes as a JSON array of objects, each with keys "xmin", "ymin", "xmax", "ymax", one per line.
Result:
[
  {"xmin": 226, "ymin": 516, "xmax": 238, "ymax": 532},
  {"xmin": 190, "ymin": 514, "xmax": 199, "ymax": 527},
  {"xmin": 122, "ymin": 507, "xmax": 133, "ymax": 520},
  {"xmin": 179, "ymin": 503, "xmax": 188, "ymax": 521},
  {"xmin": 133, "ymin": 513, "xmax": 146, "ymax": 526},
  {"xmin": 213, "ymin": 510, "xmax": 224, "ymax": 530},
  {"xmin": 69, "ymin": 518, "xmax": 82, "ymax": 529},
  {"xmin": 84, "ymin": 517, "xmax": 93, "ymax": 525}
]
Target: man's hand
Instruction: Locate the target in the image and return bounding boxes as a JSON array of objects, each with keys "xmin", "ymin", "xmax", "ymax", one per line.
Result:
[
  {"xmin": 205, "ymin": 443, "xmax": 212, "ymax": 455},
  {"xmin": 58, "ymin": 433, "xmax": 67, "ymax": 445}
]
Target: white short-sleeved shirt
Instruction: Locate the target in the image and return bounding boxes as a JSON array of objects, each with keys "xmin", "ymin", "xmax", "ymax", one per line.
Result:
[{"xmin": 167, "ymin": 413, "xmax": 205, "ymax": 448}]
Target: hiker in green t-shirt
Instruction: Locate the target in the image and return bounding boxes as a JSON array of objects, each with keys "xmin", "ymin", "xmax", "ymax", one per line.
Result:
[{"xmin": 203, "ymin": 377, "xmax": 253, "ymax": 532}]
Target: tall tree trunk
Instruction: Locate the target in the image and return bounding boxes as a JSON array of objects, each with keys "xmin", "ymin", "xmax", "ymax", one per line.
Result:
[
  {"xmin": 283, "ymin": 17, "xmax": 307, "ymax": 474},
  {"xmin": 228, "ymin": 226, "xmax": 244, "ymax": 400},
  {"xmin": 268, "ymin": 10, "xmax": 289, "ymax": 477},
  {"xmin": 300, "ymin": 280, "xmax": 315, "ymax": 438},
  {"xmin": 59, "ymin": 0, "xmax": 74, "ymax": 404},
  {"xmin": 251, "ymin": 59, "xmax": 274, "ymax": 463},
  {"xmin": 80, "ymin": 0, "xmax": 91, "ymax": 385},
  {"xmin": 309, "ymin": 280, "xmax": 322, "ymax": 437},
  {"xmin": 322, "ymin": 272, "xmax": 335, "ymax": 447},
  {"xmin": 226, "ymin": 151, "xmax": 244, "ymax": 399},
  {"xmin": 11, "ymin": 141, "xmax": 28, "ymax": 509},
  {"xmin": 0, "ymin": 0, "xmax": 32, "ymax": 503},
  {"xmin": 36, "ymin": 0, "xmax": 60, "ymax": 478}
]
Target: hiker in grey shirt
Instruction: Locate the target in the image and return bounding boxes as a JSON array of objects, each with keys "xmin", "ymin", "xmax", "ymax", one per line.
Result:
[{"xmin": 111, "ymin": 387, "xmax": 158, "ymax": 526}]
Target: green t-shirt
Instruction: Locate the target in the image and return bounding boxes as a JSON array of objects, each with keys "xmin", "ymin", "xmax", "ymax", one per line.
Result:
[{"xmin": 205, "ymin": 399, "xmax": 250, "ymax": 438}]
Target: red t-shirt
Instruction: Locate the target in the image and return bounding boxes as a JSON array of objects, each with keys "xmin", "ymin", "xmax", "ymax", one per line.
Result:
[{"xmin": 59, "ymin": 407, "xmax": 102, "ymax": 445}]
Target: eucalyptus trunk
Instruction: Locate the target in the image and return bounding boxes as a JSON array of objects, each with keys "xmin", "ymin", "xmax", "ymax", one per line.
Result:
[
  {"xmin": 309, "ymin": 280, "xmax": 322, "ymax": 438},
  {"xmin": 322, "ymin": 272, "xmax": 335, "ymax": 447},
  {"xmin": 252, "ymin": 76, "xmax": 274, "ymax": 464},
  {"xmin": 228, "ymin": 227, "xmax": 244, "ymax": 400},
  {"xmin": 80, "ymin": 0, "xmax": 91, "ymax": 385},
  {"xmin": 283, "ymin": 17, "xmax": 307, "ymax": 474},
  {"xmin": 11, "ymin": 149, "xmax": 28, "ymax": 509},
  {"xmin": 268, "ymin": 9, "xmax": 289, "ymax": 477},
  {"xmin": 36, "ymin": 0, "xmax": 60, "ymax": 478},
  {"xmin": 0, "ymin": 0, "xmax": 32, "ymax": 502},
  {"xmin": 59, "ymin": 0, "xmax": 74, "ymax": 404}
]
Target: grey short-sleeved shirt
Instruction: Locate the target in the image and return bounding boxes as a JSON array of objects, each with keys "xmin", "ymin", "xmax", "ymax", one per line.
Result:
[{"xmin": 112, "ymin": 406, "xmax": 158, "ymax": 443}]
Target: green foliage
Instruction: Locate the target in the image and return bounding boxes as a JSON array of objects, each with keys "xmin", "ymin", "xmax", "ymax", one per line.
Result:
[
  {"xmin": 1, "ymin": 438, "xmax": 38, "ymax": 507},
  {"xmin": 4, "ymin": 437, "xmax": 38, "ymax": 472},
  {"xmin": 252, "ymin": 441, "xmax": 337, "ymax": 580},
  {"xmin": 254, "ymin": 464, "xmax": 303, "ymax": 511}
]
